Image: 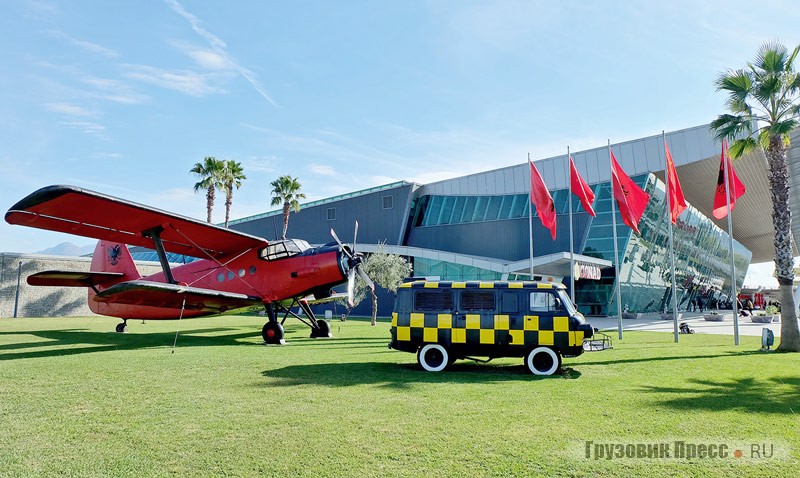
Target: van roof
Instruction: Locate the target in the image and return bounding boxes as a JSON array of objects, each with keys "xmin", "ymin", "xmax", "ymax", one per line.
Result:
[{"xmin": 398, "ymin": 280, "xmax": 566, "ymax": 290}]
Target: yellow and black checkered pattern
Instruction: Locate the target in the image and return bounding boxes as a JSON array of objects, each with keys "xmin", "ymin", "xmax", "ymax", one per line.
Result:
[
  {"xmin": 391, "ymin": 280, "xmax": 584, "ymax": 353},
  {"xmin": 392, "ymin": 312, "xmax": 585, "ymax": 349}
]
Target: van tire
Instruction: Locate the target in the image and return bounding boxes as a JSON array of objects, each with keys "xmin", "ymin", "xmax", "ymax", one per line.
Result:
[
  {"xmin": 418, "ymin": 344, "xmax": 449, "ymax": 372},
  {"xmin": 525, "ymin": 347, "xmax": 561, "ymax": 375}
]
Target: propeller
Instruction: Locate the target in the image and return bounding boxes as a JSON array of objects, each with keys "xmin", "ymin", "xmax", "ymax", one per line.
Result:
[{"xmin": 330, "ymin": 221, "xmax": 374, "ymax": 306}]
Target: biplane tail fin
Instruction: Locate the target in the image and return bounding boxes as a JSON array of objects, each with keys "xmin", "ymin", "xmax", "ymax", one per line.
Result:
[{"xmin": 90, "ymin": 241, "xmax": 141, "ymax": 283}]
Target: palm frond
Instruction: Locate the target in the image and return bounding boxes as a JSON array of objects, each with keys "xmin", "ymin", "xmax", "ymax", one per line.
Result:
[
  {"xmin": 728, "ymin": 137, "xmax": 758, "ymax": 159},
  {"xmin": 710, "ymin": 114, "xmax": 753, "ymax": 141},
  {"xmin": 770, "ymin": 119, "xmax": 798, "ymax": 136},
  {"xmin": 715, "ymin": 70, "xmax": 751, "ymax": 97},
  {"xmin": 754, "ymin": 41, "xmax": 788, "ymax": 74}
]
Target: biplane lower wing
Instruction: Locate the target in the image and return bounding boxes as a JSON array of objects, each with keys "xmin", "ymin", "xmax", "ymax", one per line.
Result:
[
  {"xmin": 27, "ymin": 270, "xmax": 124, "ymax": 288},
  {"xmin": 94, "ymin": 280, "xmax": 264, "ymax": 314}
]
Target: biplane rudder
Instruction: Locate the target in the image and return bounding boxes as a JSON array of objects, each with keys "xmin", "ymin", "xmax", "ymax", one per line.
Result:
[{"xmin": 89, "ymin": 241, "xmax": 141, "ymax": 282}]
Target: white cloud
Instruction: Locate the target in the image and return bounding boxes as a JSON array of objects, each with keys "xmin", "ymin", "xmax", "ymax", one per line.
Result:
[
  {"xmin": 121, "ymin": 64, "xmax": 228, "ymax": 97},
  {"xmin": 45, "ymin": 102, "xmax": 94, "ymax": 117},
  {"xmin": 81, "ymin": 77, "xmax": 149, "ymax": 104},
  {"xmin": 182, "ymin": 46, "xmax": 232, "ymax": 70},
  {"xmin": 164, "ymin": 0, "xmax": 276, "ymax": 106},
  {"xmin": 309, "ymin": 164, "xmax": 336, "ymax": 176},
  {"xmin": 48, "ymin": 30, "xmax": 119, "ymax": 58},
  {"xmin": 58, "ymin": 120, "xmax": 106, "ymax": 137}
]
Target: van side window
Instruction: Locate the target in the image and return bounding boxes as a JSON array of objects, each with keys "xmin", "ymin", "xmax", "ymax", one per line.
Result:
[
  {"xmin": 500, "ymin": 292, "xmax": 519, "ymax": 313},
  {"xmin": 461, "ymin": 291, "xmax": 494, "ymax": 311},
  {"xmin": 529, "ymin": 291, "xmax": 559, "ymax": 313},
  {"xmin": 414, "ymin": 291, "xmax": 454, "ymax": 311}
]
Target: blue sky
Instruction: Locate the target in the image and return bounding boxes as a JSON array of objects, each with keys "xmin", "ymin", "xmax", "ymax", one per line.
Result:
[{"xmin": 1, "ymin": 0, "xmax": 797, "ymax": 285}]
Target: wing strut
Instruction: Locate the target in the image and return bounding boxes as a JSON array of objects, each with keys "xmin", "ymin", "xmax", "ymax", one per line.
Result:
[{"xmin": 143, "ymin": 226, "xmax": 177, "ymax": 284}]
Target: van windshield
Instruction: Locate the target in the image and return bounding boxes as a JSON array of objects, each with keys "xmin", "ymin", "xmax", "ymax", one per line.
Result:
[{"xmin": 557, "ymin": 289, "xmax": 579, "ymax": 317}]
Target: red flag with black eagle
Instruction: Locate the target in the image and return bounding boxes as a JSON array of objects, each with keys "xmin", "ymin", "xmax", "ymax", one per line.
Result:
[
  {"xmin": 712, "ymin": 139, "xmax": 746, "ymax": 219},
  {"xmin": 569, "ymin": 155, "xmax": 596, "ymax": 216},
  {"xmin": 529, "ymin": 159, "xmax": 557, "ymax": 240},
  {"xmin": 610, "ymin": 150, "xmax": 650, "ymax": 234},
  {"xmin": 664, "ymin": 140, "xmax": 687, "ymax": 223}
]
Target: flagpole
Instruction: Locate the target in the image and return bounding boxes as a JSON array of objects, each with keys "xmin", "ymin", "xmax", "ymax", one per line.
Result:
[
  {"xmin": 663, "ymin": 131, "xmax": 680, "ymax": 343},
  {"xmin": 722, "ymin": 140, "xmax": 740, "ymax": 345},
  {"xmin": 609, "ymin": 140, "xmax": 623, "ymax": 340},
  {"xmin": 567, "ymin": 147, "xmax": 575, "ymax": 304},
  {"xmin": 528, "ymin": 153, "xmax": 534, "ymax": 279}
]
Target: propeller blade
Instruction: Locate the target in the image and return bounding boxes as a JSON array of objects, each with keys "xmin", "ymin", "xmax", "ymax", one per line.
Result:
[
  {"xmin": 353, "ymin": 221, "xmax": 359, "ymax": 252},
  {"xmin": 346, "ymin": 268, "xmax": 356, "ymax": 306},
  {"xmin": 356, "ymin": 265, "xmax": 374, "ymax": 291},
  {"xmin": 330, "ymin": 228, "xmax": 353, "ymax": 258}
]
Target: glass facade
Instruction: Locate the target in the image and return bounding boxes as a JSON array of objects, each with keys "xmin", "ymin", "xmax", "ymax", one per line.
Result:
[
  {"xmin": 408, "ymin": 174, "xmax": 751, "ymax": 316},
  {"xmin": 413, "ymin": 188, "xmax": 599, "ymax": 228},
  {"xmin": 413, "ymin": 257, "xmax": 501, "ymax": 281},
  {"xmin": 575, "ymin": 173, "xmax": 751, "ymax": 316}
]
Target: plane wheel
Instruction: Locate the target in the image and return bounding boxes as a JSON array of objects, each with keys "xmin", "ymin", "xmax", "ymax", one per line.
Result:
[
  {"xmin": 417, "ymin": 344, "xmax": 449, "ymax": 372},
  {"xmin": 115, "ymin": 323, "xmax": 127, "ymax": 333},
  {"xmin": 262, "ymin": 322, "xmax": 285, "ymax": 345},
  {"xmin": 525, "ymin": 347, "xmax": 561, "ymax": 376},
  {"xmin": 310, "ymin": 320, "xmax": 332, "ymax": 338}
]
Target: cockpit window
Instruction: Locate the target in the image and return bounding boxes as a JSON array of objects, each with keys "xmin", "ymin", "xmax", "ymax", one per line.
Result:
[{"xmin": 259, "ymin": 239, "xmax": 312, "ymax": 261}]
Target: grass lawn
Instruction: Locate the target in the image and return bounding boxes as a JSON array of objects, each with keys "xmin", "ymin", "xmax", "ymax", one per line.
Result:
[{"xmin": 0, "ymin": 315, "xmax": 798, "ymax": 477}]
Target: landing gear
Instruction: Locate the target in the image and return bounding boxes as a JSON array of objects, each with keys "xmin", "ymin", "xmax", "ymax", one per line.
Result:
[
  {"xmin": 115, "ymin": 320, "xmax": 128, "ymax": 333},
  {"xmin": 261, "ymin": 300, "xmax": 332, "ymax": 344},
  {"xmin": 261, "ymin": 321, "xmax": 285, "ymax": 345},
  {"xmin": 310, "ymin": 318, "xmax": 331, "ymax": 338}
]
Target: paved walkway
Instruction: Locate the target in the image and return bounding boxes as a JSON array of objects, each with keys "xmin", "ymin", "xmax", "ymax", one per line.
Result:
[{"xmin": 586, "ymin": 311, "xmax": 784, "ymax": 337}]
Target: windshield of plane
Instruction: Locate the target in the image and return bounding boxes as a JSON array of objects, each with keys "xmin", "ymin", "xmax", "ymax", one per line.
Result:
[{"xmin": 259, "ymin": 239, "xmax": 312, "ymax": 261}]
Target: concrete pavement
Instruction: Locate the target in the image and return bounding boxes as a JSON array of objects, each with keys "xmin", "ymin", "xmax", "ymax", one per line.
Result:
[{"xmin": 585, "ymin": 311, "xmax": 784, "ymax": 337}]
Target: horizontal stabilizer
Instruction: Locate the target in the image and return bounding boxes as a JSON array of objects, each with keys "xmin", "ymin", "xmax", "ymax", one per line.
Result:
[
  {"xmin": 27, "ymin": 270, "xmax": 124, "ymax": 288},
  {"xmin": 93, "ymin": 280, "xmax": 263, "ymax": 314}
]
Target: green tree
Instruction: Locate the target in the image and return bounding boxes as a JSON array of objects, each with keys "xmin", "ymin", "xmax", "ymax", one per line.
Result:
[
  {"xmin": 191, "ymin": 156, "xmax": 226, "ymax": 224},
  {"xmin": 711, "ymin": 41, "xmax": 800, "ymax": 351},
  {"xmin": 339, "ymin": 244, "xmax": 413, "ymax": 325},
  {"xmin": 221, "ymin": 160, "xmax": 246, "ymax": 228},
  {"xmin": 270, "ymin": 175, "xmax": 305, "ymax": 240}
]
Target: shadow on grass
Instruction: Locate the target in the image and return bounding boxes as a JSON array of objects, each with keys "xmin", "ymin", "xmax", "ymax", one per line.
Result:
[
  {"xmin": 641, "ymin": 377, "xmax": 800, "ymax": 414},
  {"xmin": 0, "ymin": 324, "xmax": 393, "ymax": 361},
  {"xmin": 0, "ymin": 327, "xmax": 264, "ymax": 360},
  {"xmin": 260, "ymin": 361, "xmax": 582, "ymax": 388}
]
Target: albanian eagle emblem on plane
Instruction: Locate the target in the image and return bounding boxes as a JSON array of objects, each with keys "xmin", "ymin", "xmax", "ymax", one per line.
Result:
[{"xmin": 108, "ymin": 245, "xmax": 122, "ymax": 266}]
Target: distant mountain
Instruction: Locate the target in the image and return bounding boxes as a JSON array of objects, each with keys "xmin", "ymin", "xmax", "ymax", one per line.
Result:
[{"xmin": 35, "ymin": 242, "xmax": 95, "ymax": 257}]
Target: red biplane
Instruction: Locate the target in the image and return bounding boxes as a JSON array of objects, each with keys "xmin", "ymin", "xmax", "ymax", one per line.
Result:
[{"xmin": 5, "ymin": 185, "xmax": 373, "ymax": 344}]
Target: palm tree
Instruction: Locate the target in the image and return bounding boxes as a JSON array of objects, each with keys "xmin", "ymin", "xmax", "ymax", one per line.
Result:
[
  {"xmin": 270, "ymin": 175, "xmax": 306, "ymax": 240},
  {"xmin": 221, "ymin": 160, "xmax": 246, "ymax": 228},
  {"xmin": 191, "ymin": 156, "xmax": 226, "ymax": 223},
  {"xmin": 711, "ymin": 41, "xmax": 800, "ymax": 352}
]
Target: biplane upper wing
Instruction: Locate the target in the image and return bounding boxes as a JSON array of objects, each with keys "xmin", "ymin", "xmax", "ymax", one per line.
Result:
[
  {"xmin": 5, "ymin": 185, "xmax": 268, "ymax": 259},
  {"xmin": 94, "ymin": 280, "xmax": 264, "ymax": 313},
  {"xmin": 27, "ymin": 270, "xmax": 124, "ymax": 288}
]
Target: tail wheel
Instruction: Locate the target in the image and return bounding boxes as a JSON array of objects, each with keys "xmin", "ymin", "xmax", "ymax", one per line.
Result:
[
  {"xmin": 262, "ymin": 321, "xmax": 285, "ymax": 345},
  {"xmin": 310, "ymin": 320, "xmax": 332, "ymax": 338},
  {"xmin": 525, "ymin": 347, "xmax": 561, "ymax": 375},
  {"xmin": 115, "ymin": 322, "xmax": 127, "ymax": 333},
  {"xmin": 417, "ymin": 344, "xmax": 449, "ymax": 372}
]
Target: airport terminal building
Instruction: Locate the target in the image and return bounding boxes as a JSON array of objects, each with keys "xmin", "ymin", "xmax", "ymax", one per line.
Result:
[{"xmin": 223, "ymin": 123, "xmax": 788, "ymax": 317}]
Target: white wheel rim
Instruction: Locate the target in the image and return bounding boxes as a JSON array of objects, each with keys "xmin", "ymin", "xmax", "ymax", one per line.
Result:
[
  {"xmin": 419, "ymin": 344, "xmax": 448, "ymax": 372},
  {"xmin": 527, "ymin": 347, "xmax": 559, "ymax": 375}
]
